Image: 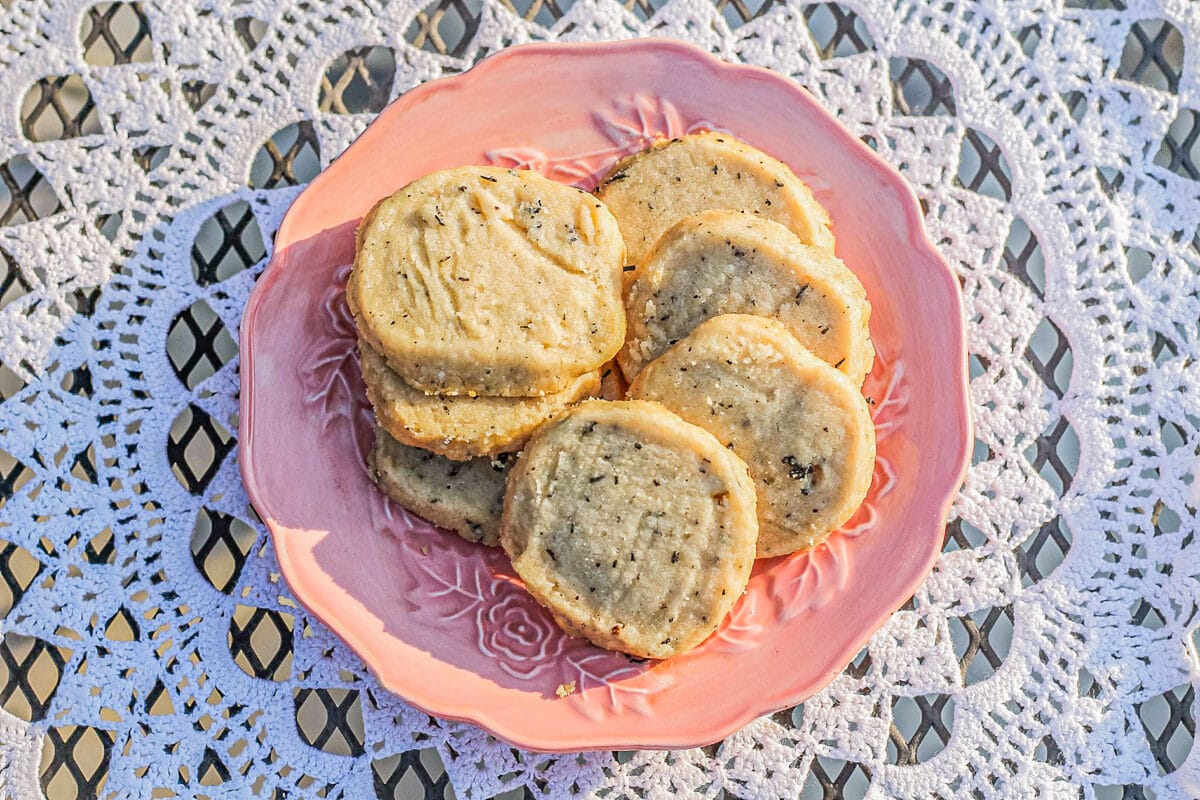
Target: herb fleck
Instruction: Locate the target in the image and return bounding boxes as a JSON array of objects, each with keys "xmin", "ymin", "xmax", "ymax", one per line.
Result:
[{"xmin": 781, "ymin": 455, "xmax": 813, "ymax": 482}]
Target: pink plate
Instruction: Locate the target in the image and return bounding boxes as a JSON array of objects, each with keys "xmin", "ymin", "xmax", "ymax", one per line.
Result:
[{"xmin": 239, "ymin": 39, "xmax": 971, "ymax": 752}]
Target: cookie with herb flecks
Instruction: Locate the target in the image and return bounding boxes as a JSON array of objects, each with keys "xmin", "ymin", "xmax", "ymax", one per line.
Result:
[
  {"xmin": 500, "ymin": 400, "xmax": 757, "ymax": 659},
  {"xmin": 619, "ymin": 210, "xmax": 873, "ymax": 385},
  {"xmin": 369, "ymin": 426, "xmax": 511, "ymax": 546},
  {"xmin": 628, "ymin": 314, "xmax": 875, "ymax": 558},
  {"xmin": 595, "ymin": 132, "xmax": 834, "ymax": 275},
  {"xmin": 360, "ymin": 341, "xmax": 600, "ymax": 461},
  {"xmin": 349, "ymin": 166, "xmax": 626, "ymax": 397}
]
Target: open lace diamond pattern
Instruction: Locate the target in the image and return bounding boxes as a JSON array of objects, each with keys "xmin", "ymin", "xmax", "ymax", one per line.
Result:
[{"xmin": 0, "ymin": 1, "xmax": 1196, "ymax": 799}]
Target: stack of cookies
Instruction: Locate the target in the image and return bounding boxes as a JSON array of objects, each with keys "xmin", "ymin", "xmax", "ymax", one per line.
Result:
[
  {"xmin": 349, "ymin": 134, "xmax": 876, "ymax": 660},
  {"xmin": 598, "ymin": 133, "xmax": 876, "ymax": 558},
  {"xmin": 348, "ymin": 166, "xmax": 626, "ymax": 545}
]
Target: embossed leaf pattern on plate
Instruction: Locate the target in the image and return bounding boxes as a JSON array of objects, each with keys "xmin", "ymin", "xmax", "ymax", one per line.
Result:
[
  {"xmin": 299, "ymin": 263, "xmax": 413, "ymax": 532},
  {"xmin": 299, "ymin": 262, "xmax": 373, "ymax": 464},
  {"xmin": 561, "ymin": 646, "xmax": 675, "ymax": 721},
  {"xmin": 711, "ymin": 588, "xmax": 765, "ymax": 654},
  {"xmin": 486, "ymin": 95, "xmax": 721, "ymax": 187}
]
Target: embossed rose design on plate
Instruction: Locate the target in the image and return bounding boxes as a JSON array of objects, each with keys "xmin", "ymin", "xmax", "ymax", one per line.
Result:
[
  {"xmin": 477, "ymin": 581, "xmax": 566, "ymax": 678},
  {"xmin": 241, "ymin": 40, "xmax": 970, "ymax": 752}
]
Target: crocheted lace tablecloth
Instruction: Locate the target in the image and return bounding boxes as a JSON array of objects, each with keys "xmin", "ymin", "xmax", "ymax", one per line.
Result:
[{"xmin": 0, "ymin": 1, "xmax": 1197, "ymax": 798}]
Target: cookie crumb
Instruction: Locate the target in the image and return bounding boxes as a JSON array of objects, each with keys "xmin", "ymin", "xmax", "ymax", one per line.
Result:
[{"xmin": 556, "ymin": 681, "xmax": 577, "ymax": 698}]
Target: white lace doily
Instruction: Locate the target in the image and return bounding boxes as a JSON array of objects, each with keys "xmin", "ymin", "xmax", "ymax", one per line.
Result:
[{"xmin": 0, "ymin": 1, "xmax": 1197, "ymax": 798}]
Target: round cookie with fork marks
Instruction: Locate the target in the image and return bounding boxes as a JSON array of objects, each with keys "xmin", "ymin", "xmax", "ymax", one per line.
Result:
[
  {"xmin": 369, "ymin": 426, "xmax": 510, "ymax": 546},
  {"xmin": 500, "ymin": 400, "xmax": 758, "ymax": 659},
  {"xmin": 359, "ymin": 342, "xmax": 600, "ymax": 461},
  {"xmin": 628, "ymin": 314, "xmax": 876, "ymax": 558},
  {"xmin": 619, "ymin": 210, "xmax": 873, "ymax": 385},
  {"xmin": 349, "ymin": 166, "xmax": 626, "ymax": 397},
  {"xmin": 595, "ymin": 131, "xmax": 834, "ymax": 270}
]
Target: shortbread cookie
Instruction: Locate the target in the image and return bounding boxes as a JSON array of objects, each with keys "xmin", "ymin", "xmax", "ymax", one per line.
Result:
[
  {"xmin": 369, "ymin": 426, "xmax": 509, "ymax": 546},
  {"xmin": 628, "ymin": 315, "xmax": 875, "ymax": 558},
  {"xmin": 595, "ymin": 132, "xmax": 834, "ymax": 269},
  {"xmin": 360, "ymin": 342, "xmax": 600, "ymax": 460},
  {"xmin": 349, "ymin": 166, "xmax": 626, "ymax": 396},
  {"xmin": 620, "ymin": 211, "xmax": 873, "ymax": 385},
  {"xmin": 501, "ymin": 399, "xmax": 757, "ymax": 659}
]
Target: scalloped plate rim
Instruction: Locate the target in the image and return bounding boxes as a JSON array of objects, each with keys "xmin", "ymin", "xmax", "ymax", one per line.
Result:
[{"xmin": 239, "ymin": 38, "xmax": 972, "ymax": 753}]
